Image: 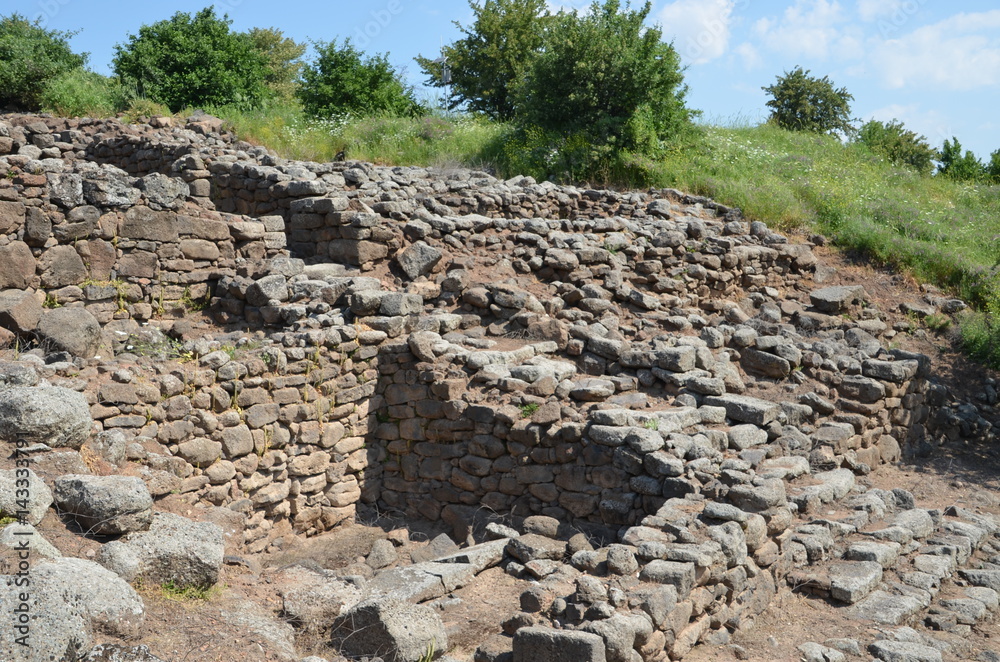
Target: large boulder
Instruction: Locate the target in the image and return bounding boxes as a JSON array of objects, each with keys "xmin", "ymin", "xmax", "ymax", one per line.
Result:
[
  {"xmin": 0, "ymin": 558, "xmax": 144, "ymax": 661},
  {"xmin": 513, "ymin": 626, "xmax": 607, "ymax": 662},
  {"xmin": 0, "ymin": 241, "xmax": 35, "ymax": 290},
  {"xmin": 54, "ymin": 475, "xmax": 153, "ymax": 535},
  {"xmin": 97, "ymin": 512, "xmax": 224, "ymax": 588},
  {"xmin": 0, "ymin": 469, "xmax": 52, "ymax": 525},
  {"xmin": 0, "ymin": 289, "xmax": 43, "ymax": 334},
  {"xmin": 396, "ymin": 241, "xmax": 443, "ymax": 280},
  {"xmin": 0, "ymin": 386, "xmax": 93, "ymax": 448},
  {"xmin": 330, "ymin": 598, "xmax": 448, "ymax": 662},
  {"xmin": 36, "ymin": 307, "xmax": 102, "ymax": 358},
  {"xmin": 138, "ymin": 172, "xmax": 190, "ymax": 210}
]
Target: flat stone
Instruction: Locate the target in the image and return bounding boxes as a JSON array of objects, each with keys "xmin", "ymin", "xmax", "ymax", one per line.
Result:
[
  {"xmin": 513, "ymin": 626, "xmax": 607, "ymax": 662},
  {"xmin": 940, "ymin": 598, "xmax": 988, "ymax": 624},
  {"xmin": 639, "ymin": 560, "xmax": 696, "ymax": 599},
  {"xmin": 846, "ymin": 541, "xmax": 900, "ymax": 569},
  {"xmin": 704, "ymin": 395, "xmax": 781, "ymax": 426},
  {"xmin": 868, "ymin": 640, "xmax": 942, "ymax": 662},
  {"xmin": 849, "ymin": 590, "xmax": 924, "ymax": 625},
  {"xmin": 829, "ymin": 561, "xmax": 883, "ymax": 604},
  {"xmin": 810, "ymin": 286, "xmax": 868, "ymax": 313}
]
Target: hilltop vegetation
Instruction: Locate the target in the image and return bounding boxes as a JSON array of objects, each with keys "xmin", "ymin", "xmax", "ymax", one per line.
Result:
[{"xmin": 3, "ymin": 2, "xmax": 1000, "ymax": 367}]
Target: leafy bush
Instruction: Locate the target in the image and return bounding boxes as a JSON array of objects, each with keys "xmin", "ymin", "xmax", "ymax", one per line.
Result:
[
  {"xmin": 0, "ymin": 13, "xmax": 86, "ymax": 110},
  {"xmin": 40, "ymin": 68, "xmax": 129, "ymax": 118},
  {"xmin": 939, "ymin": 137, "xmax": 984, "ymax": 182},
  {"xmin": 113, "ymin": 8, "xmax": 270, "ymax": 112},
  {"xmin": 763, "ymin": 66, "xmax": 854, "ymax": 135},
  {"xmin": 987, "ymin": 149, "xmax": 1000, "ymax": 185},
  {"xmin": 857, "ymin": 119, "xmax": 937, "ymax": 174},
  {"xmin": 516, "ymin": 0, "xmax": 693, "ymax": 153},
  {"xmin": 299, "ymin": 39, "xmax": 423, "ymax": 118},
  {"xmin": 416, "ymin": 0, "xmax": 551, "ymax": 121},
  {"xmin": 247, "ymin": 27, "xmax": 306, "ymax": 101}
]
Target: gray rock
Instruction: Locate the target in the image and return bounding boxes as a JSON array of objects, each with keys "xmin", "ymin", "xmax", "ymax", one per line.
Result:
[
  {"xmin": 893, "ymin": 510, "xmax": 935, "ymax": 539},
  {"xmin": 848, "ymin": 590, "xmax": 924, "ymax": 625},
  {"xmin": 35, "ymin": 558, "xmax": 145, "ymax": 636},
  {"xmin": 829, "ymin": 561, "xmax": 883, "ymax": 604},
  {"xmin": 513, "ymin": 626, "xmax": 607, "ymax": 662},
  {"xmin": 367, "ymin": 538, "xmax": 399, "ymax": 569},
  {"xmin": 0, "ymin": 386, "xmax": 92, "ymax": 448},
  {"xmin": 221, "ymin": 598, "xmax": 298, "ymax": 660},
  {"xmin": 246, "ymin": 274, "xmax": 290, "ymax": 307},
  {"xmin": 330, "ymin": 598, "xmax": 448, "ymax": 662},
  {"xmin": 97, "ymin": 512, "xmax": 224, "ymax": 588},
  {"xmin": 639, "ymin": 560, "xmax": 696, "ymax": 599},
  {"xmin": 605, "ymin": 544, "xmax": 639, "ymax": 575},
  {"xmin": 54, "ymin": 475, "xmax": 153, "ymax": 535},
  {"xmin": 810, "ymin": 286, "xmax": 868, "ymax": 313},
  {"xmin": 570, "ymin": 378, "xmax": 616, "ymax": 401},
  {"xmin": 278, "ymin": 565, "xmax": 364, "ymax": 627},
  {"xmin": 704, "ymin": 394, "xmax": 781, "ymax": 426},
  {"xmin": 83, "ymin": 644, "xmax": 168, "ymax": 661},
  {"xmin": 139, "ymin": 172, "xmax": 189, "ymax": 209},
  {"xmin": 1, "ymin": 523, "xmax": 61, "ymax": 558},
  {"xmin": 728, "ymin": 424, "xmax": 768, "ymax": 450},
  {"xmin": 798, "ymin": 642, "xmax": 846, "ymax": 662},
  {"xmin": 728, "ymin": 479, "xmax": 787, "ymax": 512},
  {"xmin": 0, "ymin": 468, "xmax": 52, "ymax": 525},
  {"xmin": 845, "ymin": 541, "xmax": 900, "ymax": 569},
  {"xmin": 868, "ymin": 640, "xmax": 942, "ymax": 662},
  {"xmin": 397, "ymin": 241, "xmax": 443, "ymax": 280},
  {"xmin": 37, "ymin": 306, "xmax": 102, "ymax": 358},
  {"xmin": 0, "ymin": 289, "xmax": 43, "ymax": 334}
]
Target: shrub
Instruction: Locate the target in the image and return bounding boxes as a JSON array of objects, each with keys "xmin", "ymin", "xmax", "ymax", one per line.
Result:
[
  {"xmin": 40, "ymin": 68, "xmax": 129, "ymax": 118},
  {"xmin": 247, "ymin": 27, "xmax": 306, "ymax": 102},
  {"xmin": 298, "ymin": 39, "xmax": 423, "ymax": 118},
  {"xmin": 516, "ymin": 1, "xmax": 693, "ymax": 153},
  {"xmin": 763, "ymin": 66, "xmax": 854, "ymax": 135},
  {"xmin": 938, "ymin": 137, "xmax": 984, "ymax": 182},
  {"xmin": 113, "ymin": 8, "xmax": 270, "ymax": 112},
  {"xmin": 416, "ymin": 0, "xmax": 551, "ymax": 121},
  {"xmin": 0, "ymin": 13, "xmax": 86, "ymax": 110},
  {"xmin": 857, "ymin": 119, "xmax": 937, "ymax": 175}
]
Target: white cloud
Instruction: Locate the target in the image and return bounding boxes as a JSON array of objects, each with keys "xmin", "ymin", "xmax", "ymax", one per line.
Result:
[
  {"xmin": 871, "ymin": 11, "xmax": 1000, "ymax": 91},
  {"xmin": 753, "ymin": 0, "xmax": 863, "ymax": 61},
  {"xmin": 658, "ymin": 0, "xmax": 736, "ymax": 65},
  {"xmin": 856, "ymin": 0, "xmax": 904, "ymax": 22},
  {"xmin": 735, "ymin": 42, "xmax": 763, "ymax": 70}
]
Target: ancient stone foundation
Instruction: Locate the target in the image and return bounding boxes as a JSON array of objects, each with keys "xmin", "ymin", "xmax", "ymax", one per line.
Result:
[{"xmin": 0, "ymin": 112, "xmax": 995, "ymax": 662}]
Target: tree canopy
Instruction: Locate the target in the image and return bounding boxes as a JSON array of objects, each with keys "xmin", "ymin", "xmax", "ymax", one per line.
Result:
[
  {"xmin": 0, "ymin": 13, "xmax": 86, "ymax": 110},
  {"xmin": 763, "ymin": 66, "xmax": 854, "ymax": 135},
  {"xmin": 298, "ymin": 39, "xmax": 422, "ymax": 118},
  {"xmin": 416, "ymin": 0, "xmax": 550, "ymax": 121},
  {"xmin": 112, "ymin": 8, "xmax": 270, "ymax": 112}
]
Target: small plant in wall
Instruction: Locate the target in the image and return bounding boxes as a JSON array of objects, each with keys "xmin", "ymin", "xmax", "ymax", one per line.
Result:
[{"xmin": 520, "ymin": 403, "xmax": 540, "ymax": 418}]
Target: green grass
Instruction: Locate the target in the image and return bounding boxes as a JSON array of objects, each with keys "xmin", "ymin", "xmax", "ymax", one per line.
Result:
[{"xmin": 205, "ymin": 100, "xmax": 506, "ymax": 169}]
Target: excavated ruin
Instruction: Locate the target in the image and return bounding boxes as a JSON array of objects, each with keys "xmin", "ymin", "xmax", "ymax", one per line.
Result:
[{"xmin": 0, "ymin": 112, "xmax": 999, "ymax": 662}]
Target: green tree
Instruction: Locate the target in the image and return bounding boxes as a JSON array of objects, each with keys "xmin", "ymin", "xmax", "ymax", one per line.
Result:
[
  {"xmin": 938, "ymin": 137, "xmax": 984, "ymax": 182},
  {"xmin": 113, "ymin": 8, "xmax": 270, "ymax": 112},
  {"xmin": 763, "ymin": 66, "xmax": 854, "ymax": 135},
  {"xmin": 0, "ymin": 13, "xmax": 86, "ymax": 110},
  {"xmin": 298, "ymin": 39, "xmax": 422, "ymax": 118},
  {"xmin": 516, "ymin": 0, "xmax": 693, "ymax": 151},
  {"xmin": 247, "ymin": 27, "xmax": 306, "ymax": 102},
  {"xmin": 985, "ymin": 149, "xmax": 1000, "ymax": 185},
  {"xmin": 857, "ymin": 119, "xmax": 937, "ymax": 174},
  {"xmin": 416, "ymin": 0, "xmax": 550, "ymax": 121}
]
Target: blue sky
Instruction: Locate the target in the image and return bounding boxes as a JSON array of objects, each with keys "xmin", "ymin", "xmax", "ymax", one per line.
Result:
[{"xmin": 25, "ymin": 0, "xmax": 1000, "ymax": 158}]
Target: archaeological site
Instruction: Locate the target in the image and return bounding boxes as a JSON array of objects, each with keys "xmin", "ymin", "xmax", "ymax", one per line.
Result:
[{"xmin": 2, "ymin": 112, "xmax": 1000, "ymax": 662}]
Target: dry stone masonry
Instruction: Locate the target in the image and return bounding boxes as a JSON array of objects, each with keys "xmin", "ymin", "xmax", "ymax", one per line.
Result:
[{"xmin": 0, "ymin": 111, "xmax": 997, "ymax": 662}]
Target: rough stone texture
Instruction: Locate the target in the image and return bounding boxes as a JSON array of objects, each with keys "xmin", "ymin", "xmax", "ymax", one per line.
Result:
[
  {"xmin": 0, "ymin": 289, "xmax": 43, "ymax": 334},
  {"xmin": 36, "ymin": 307, "xmax": 103, "ymax": 358},
  {"xmin": 0, "ymin": 386, "xmax": 93, "ymax": 448},
  {"xmin": 0, "ymin": 241, "xmax": 35, "ymax": 289},
  {"xmin": 513, "ymin": 626, "xmax": 607, "ymax": 662},
  {"xmin": 83, "ymin": 645, "xmax": 169, "ymax": 662},
  {"xmin": 397, "ymin": 241, "xmax": 443, "ymax": 280},
  {"xmin": 868, "ymin": 640, "xmax": 943, "ymax": 662},
  {"xmin": 0, "ymin": 469, "xmax": 53, "ymax": 525},
  {"xmin": 54, "ymin": 475, "xmax": 153, "ymax": 535},
  {"xmin": 330, "ymin": 598, "xmax": 448, "ymax": 662},
  {"xmin": 97, "ymin": 512, "xmax": 224, "ymax": 588}
]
